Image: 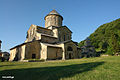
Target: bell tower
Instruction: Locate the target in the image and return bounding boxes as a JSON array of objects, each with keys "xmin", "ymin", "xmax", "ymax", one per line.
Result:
[{"xmin": 44, "ymin": 10, "xmax": 63, "ymax": 28}]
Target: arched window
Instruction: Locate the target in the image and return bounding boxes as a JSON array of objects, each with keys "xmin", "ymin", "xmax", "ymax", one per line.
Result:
[
  {"xmin": 64, "ymin": 35, "xmax": 65, "ymax": 41},
  {"xmin": 68, "ymin": 35, "xmax": 69, "ymax": 40},
  {"xmin": 59, "ymin": 35, "xmax": 61, "ymax": 41},
  {"xmin": 67, "ymin": 46, "xmax": 73, "ymax": 51}
]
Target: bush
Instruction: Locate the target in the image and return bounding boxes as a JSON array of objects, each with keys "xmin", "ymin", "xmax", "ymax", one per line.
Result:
[
  {"xmin": 1, "ymin": 57, "xmax": 5, "ymax": 62},
  {"xmin": 106, "ymin": 47, "xmax": 113, "ymax": 55},
  {"xmin": 28, "ymin": 59, "xmax": 46, "ymax": 62}
]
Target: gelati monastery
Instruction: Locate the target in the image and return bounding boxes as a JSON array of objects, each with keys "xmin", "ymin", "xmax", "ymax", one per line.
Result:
[{"xmin": 9, "ymin": 10, "xmax": 96, "ymax": 61}]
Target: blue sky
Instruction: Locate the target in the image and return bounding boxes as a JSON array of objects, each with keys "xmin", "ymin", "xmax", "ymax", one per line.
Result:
[{"xmin": 0, "ymin": 0, "xmax": 120, "ymax": 52}]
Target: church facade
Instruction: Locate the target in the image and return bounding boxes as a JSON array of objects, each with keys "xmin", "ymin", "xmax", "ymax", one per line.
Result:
[{"xmin": 9, "ymin": 10, "xmax": 81, "ymax": 61}]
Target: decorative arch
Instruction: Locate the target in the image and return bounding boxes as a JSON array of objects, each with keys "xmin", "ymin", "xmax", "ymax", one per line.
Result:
[{"xmin": 67, "ymin": 46, "xmax": 73, "ymax": 51}]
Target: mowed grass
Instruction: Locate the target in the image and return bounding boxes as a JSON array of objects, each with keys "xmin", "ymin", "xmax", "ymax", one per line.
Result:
[{"xmin": 0, "ymin": 56, "xmax": 120, "ymax": 80}]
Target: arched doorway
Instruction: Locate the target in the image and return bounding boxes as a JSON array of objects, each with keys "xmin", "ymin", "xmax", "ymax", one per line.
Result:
[
  {"xmin": 67, "ymin": 46, "xmax": 73, "ymax": 59},
  {"xmin": 32, "ymin": 54, "xmax": 36, "ymax": 59}
]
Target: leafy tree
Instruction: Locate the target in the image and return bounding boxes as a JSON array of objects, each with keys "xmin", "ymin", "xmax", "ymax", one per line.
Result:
[
  {"xmin": 110, "ymin": 33, "xmax": 120, "ymax": 54},
  {"xmin": 106, "ymin": 46, "xmax": 113, "ymax": 55},
  {"xmin": 99, "ymin": 41, "xmax": 108, "ymax": 51},
  {"xmin": 79, "ymin": 18, "xmax": 120, "ymax": 55},
  {"xmin": 78, "ymin": 41, "xmax": 84, "ymax": 47}
]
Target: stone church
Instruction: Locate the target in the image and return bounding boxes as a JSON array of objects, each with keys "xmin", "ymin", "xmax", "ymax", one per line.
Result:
[{"xmin": 9, "ymin": 10, "xmax": 81, "ymax": 61}]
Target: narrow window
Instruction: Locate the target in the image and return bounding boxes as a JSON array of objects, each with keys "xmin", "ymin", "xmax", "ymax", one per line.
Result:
[
  {"xmin": 59, "ymin": 35, "xmax": 61, "ymax": 41},
  {"xmin": 68, "ymin": 35, "xmax": 69, "ymax": 40},
  {"xmin": 64, "ymin": 35, "xmax": 65, "ymax": 41}
]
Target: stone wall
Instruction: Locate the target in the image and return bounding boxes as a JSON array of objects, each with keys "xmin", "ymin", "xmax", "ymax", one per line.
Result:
[
  {"xmin": 40, "ymin": 43, "xmax": 47, "ymax": 60},
  {"xmin": 9, "ymin": 44, "xmax": 26, "ymax": 61},
  {"xmin": 58, "ymin": 27, "xmax": 72, "ymax": 42},
  {"xmin": 64, "ymin": 41, "xmax": 78, "ymax": 59},
  {"xmin": 47, "ymin": 46, "xmax": 62, "ymax": 60},
  {"xmin": 45, "ymin": 15, "xmax": 62, "ymax": 28},
  {"xmin": 37, "ymin": 26, "xmax": 53, "ymax": 36},
  {"xmin": 52, "ymin": 28, "xmax": 58, "ymax": 38},
  {"xmin": 20, "ymin": 45, "xmax": 26, "ymax": 60},
  {"xmin": 26, "ymin": 24, "xmax": 37, "ymax": 42},
  {"xmin": 41, "ymin": 35, "xmax": 58, "ymax": 43},
  {"xmin": 25, "ymin": 41, "xmax": 41, "ymax": 59},
  {"xmin": 9, "ymin": 48, "xmax": 17, "ymax": 61}
]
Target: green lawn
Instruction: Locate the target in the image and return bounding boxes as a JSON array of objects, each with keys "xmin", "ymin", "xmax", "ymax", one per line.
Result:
[{"xmin": 0, "ymin": 56, "xmax": 120, "ymax": 80}]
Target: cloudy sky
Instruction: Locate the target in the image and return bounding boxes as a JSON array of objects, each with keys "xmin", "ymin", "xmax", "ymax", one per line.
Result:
[{"xmin": 0, "ymin": 0, "xmax": 120, "ymax": 52}]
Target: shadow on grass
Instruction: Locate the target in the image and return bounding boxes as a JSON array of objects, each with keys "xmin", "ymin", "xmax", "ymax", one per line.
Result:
[
  {"xmin": 0, "ymin": 63, "xmax": 23, "ymax": 67},
  {"xmin": 0, "ymin": 65, "xmax": 16, "ymax": 67},
  {"xmin": 0, "ymin": 62, "xmax": 104, "ymax": 80}
]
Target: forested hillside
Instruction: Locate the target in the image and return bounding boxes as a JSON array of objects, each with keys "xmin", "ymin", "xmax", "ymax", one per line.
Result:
[{"xmin": 79, "ymin": 18, "xmax": 120, "ymax": 55}]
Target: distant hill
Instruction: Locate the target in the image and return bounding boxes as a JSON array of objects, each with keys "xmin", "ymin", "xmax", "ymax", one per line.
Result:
[{"xmin": 79, "ymin": 18, "xmax": 120, "ymax": 55}]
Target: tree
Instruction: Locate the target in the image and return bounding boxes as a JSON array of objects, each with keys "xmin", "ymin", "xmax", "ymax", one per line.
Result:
[
  {"xmin": 78, "ymin": 18, "xmax": 120, "ymax": 55},
  {"xmin": 78, "ymin": 41, "xmax": 84, "ymax": 47},
  {"xmin": 110, "ymin": 33, "xmax": 120, "ymax": 54}
]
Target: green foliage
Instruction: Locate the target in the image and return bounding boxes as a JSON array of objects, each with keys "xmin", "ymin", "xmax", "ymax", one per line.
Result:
[
  {"xmin": 110, "ymin": 32, "xmax": 120, "ymax": 54},
  {"xmin": 78, "ymin": 40, "xmax": 84, "ymax": 47},
  {"xmin": 79, "ymin": 18, "xmax": 120, "ymax": 55},
  {"xmin": 106, "ymin": 46, "xmax": 113, "ymax": 55}
]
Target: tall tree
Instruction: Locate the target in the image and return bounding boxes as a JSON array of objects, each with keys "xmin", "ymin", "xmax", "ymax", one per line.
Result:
[{"xmin": 110, "ymin": 32, "xmax": 120, "ymax": 54}]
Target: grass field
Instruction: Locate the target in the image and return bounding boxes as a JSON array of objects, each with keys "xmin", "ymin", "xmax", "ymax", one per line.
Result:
[{"xmin": 0, "ymin": 56, "xmax": 120, "ymax": 80}]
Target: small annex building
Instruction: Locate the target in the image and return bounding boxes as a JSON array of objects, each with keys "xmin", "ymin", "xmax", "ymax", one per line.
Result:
[{"xmin": 9, "ymin": 10, "xmax": 81, "ymax": 61}]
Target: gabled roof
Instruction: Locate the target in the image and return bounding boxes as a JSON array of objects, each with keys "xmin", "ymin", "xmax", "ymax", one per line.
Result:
[
  {"xmin": 61, "ymin": 26, "xmax": 72, "ymax": 33},
  {"xmin": 27, "ymin": 24, "xmax": 37, "ymax": 33},
  {"xmin": 48, "ymin": 25, "xmax": 72, "ymax": 33},
  {"xmin": 57, "ymin": 40, "xmax": 77, "ymax": 45},
  {"xmin": 41, "ymin": 33, "xmax": 58, "ymax": 39},
  {"xmin": 41, "ymin": 42, "xmax": 62, "ymax": 48},
  {"xmin": 37, "ymin": 26, "xmax": 52, "ymax": 31},
  {"xmin": 10, "ymin": 40, "xmax": 41, "ymax": 50},
  {"xmin": 10, "ymin": 42, "xmax": 29, "ymax": 50},
  {"xmin": 27, "ymin": 24, "xmax": 52, "ymax": 32}
]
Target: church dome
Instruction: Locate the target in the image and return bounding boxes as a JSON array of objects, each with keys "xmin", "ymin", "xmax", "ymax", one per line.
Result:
[
  {"xmin": 44, "ymin": 10, "xmax": 63, "ymax": 20},
  {"xmin": 44, "ymin": 10, "xmax": 63, "ymax": 28},
  {"xmin": 49, "ymin": 9, "xmax": 60, "ymax": 15}
]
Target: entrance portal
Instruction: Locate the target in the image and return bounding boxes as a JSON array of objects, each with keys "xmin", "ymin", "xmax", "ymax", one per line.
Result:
[
  {"xmin": 32, "ymin": 54, "xmax": 36, "ymax": 59},
  {"xmin": 67, "ymin": 46, "xmax": 73, "ymax": 59}
]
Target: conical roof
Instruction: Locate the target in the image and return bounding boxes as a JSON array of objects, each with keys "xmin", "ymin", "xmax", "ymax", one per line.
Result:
[
  {"xmin": 48, "ymin": 9, "xmax": 60, "ymax": 15},
  {"xmin": 44, "ymin": 10, "xmax": 63, "ymax": 20}
]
